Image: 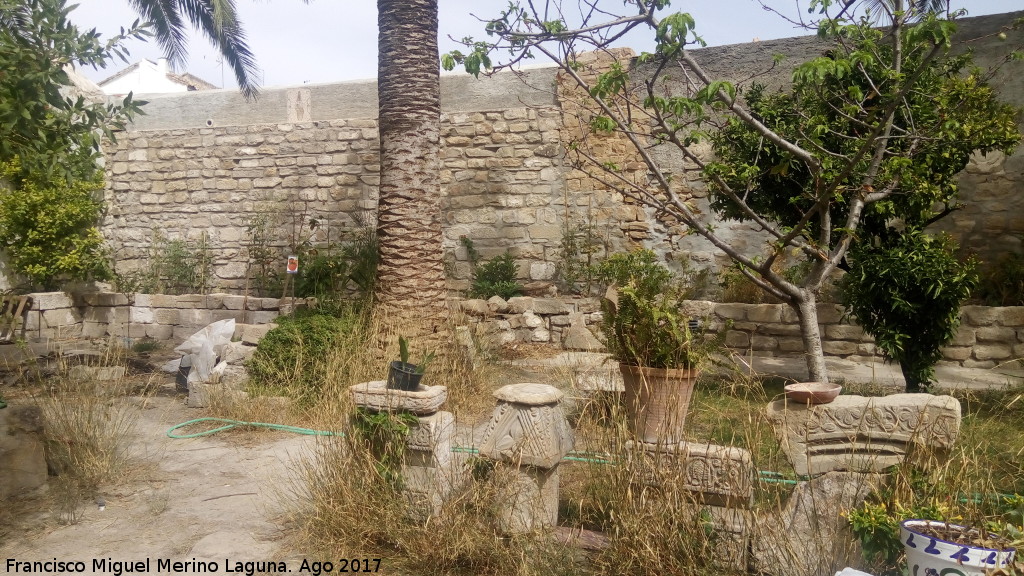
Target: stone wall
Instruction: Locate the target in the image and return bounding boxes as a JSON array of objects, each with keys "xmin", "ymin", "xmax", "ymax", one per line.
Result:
[
  {"xmin": 98, "ymin": 12, "xmax": 1024, "ymax": 290},
  {"xmin": 24, "ymin": 292, "xmax": 300, "ymax": 342},
  {"xmin": 457, "ymin": 296, "xmax": 1024, "ymax": 368}
]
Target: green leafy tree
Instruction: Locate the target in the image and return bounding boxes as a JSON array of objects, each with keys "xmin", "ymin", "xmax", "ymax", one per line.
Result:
[
  {"xmin": 0, "ymin": 0, "xmax": 147, "ymax": 289},
  {"xmin": 0, "ymin": 0, "xmax": 146, "ymax": 184},
  {"xmin": 447, "ymin": 0, "xmax": 1022, "ymax": 383},
  {"xmin": 0, "ymin": 161, "xmax": 109, "ymax": 289}
]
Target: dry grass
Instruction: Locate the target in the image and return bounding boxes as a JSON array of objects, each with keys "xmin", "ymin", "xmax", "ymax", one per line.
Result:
[
  {"xmin": 233, "ymin": 308, "xmax": 1024, "ymax": 575},
  {"xmin": 16, "ymin": 343, "xmax": 149, "ymax": 525}
]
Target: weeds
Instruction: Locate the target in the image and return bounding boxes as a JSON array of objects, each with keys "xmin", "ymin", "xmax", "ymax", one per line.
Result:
[
  {"xmin": 115, "ymin": 231, "xmax": 213, "ymax": 295},
  {"xmin": 469, "ymin": 251, "xmax": 523, "ymax": 300}
]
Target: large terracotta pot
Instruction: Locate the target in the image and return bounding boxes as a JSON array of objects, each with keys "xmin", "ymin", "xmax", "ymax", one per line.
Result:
[{"xmin": 619, "ymin": 364, "xmax": 699, "ymax": 444}]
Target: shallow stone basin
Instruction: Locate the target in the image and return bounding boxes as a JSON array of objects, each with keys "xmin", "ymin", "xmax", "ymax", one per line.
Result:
[{"xmin": 349, "ymin": 380, "xmax": 447, "ymax": 415}]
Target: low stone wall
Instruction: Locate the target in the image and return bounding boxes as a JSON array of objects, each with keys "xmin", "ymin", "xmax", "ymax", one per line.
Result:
[
  {"xmin": 24, "ymin": 291, "xmax": 304, "ymax": 342},
  {"xmin": 458, "ymin": 297, "xmax": 1024, "ymax": 368}
]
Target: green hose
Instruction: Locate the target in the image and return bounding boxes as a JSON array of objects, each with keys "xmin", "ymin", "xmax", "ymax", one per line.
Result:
[
  {"xmin": 168, "ymin": 422, "xmax": 802, "ymax": 482},
  {"xmin": 166, "ymin": 417, "xmax": 342, "ymax": 439}
]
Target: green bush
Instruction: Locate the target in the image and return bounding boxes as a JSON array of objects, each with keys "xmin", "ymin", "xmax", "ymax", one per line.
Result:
[
  {"xmin": 841, "ymin": 231, "xmax": 977, "ymax": 392},
  {"xmin": 114, "ymin": 233, "xmax": 213, "ymax": 295},
  {"xmin": 0, "ymin": 160, "xmax": 108, "ymax": 289},
  {"xmin": 296, "ymin": 227, "xmax": 378, "ymax": 304},
  {"xmin": 595, "ymin": 249, "xmax": 711, "ymax": 369},
  {"xmin": 469, "ymin": 251, "xmax": 523, "ymax": 300},
  {"xmin": 247, "ymin": 311, "xmax": 364, "ymax": 404}
]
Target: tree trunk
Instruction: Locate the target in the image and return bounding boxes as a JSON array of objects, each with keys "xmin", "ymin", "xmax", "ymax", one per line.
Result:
[
  {"xmin": 374, "ymin": 0, "xmax": 448, "ymax": 337},
  {"xmin": 793, "ymin": 290, "xmax": 830, "ymax": 383}
]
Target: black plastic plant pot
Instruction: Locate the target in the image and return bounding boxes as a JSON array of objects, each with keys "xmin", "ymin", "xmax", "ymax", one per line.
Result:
[{"xmin": 387, "ymin": 361, "xmax": 423, "ymax": 391}]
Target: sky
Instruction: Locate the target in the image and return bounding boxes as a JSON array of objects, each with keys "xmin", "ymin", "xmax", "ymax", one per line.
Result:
[{"xmin": 69, "ymin": 0, "xmax": 1023, "ymax": 91}]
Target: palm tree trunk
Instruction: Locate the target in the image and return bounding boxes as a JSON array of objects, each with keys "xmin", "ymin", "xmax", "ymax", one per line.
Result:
[{"xmin": 375, "ymin": 0, "xmax": 448, "ymax": 336}]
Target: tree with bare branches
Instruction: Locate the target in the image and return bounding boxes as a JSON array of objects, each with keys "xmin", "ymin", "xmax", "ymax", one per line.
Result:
[{"xmin": 446, "ymin": 0, "xmax": 1022, "ymax": 383}]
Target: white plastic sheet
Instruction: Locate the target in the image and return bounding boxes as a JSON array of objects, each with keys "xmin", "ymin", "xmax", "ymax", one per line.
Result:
[
  {"xmin": 173, "ymin": 319, "xmax": 236, "ymax": 384},
  {"xmin": 834, "ymin": 568, "xmax": 875, "ymax": 576}
]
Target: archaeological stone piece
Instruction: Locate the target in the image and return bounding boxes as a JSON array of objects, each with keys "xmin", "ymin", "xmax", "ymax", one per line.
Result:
[
  {"xmin": 628, "ymin": 441, "xmax": 755, "ymax": 569},
  {"xmin": 402, "ymin": 411, "xmax": 465, "ymax": 514},
  {"xmin": 349, "ymin": 383, "xmax": 460, "ymax": 517},
  {"xmin": 348, "ymin": 380, "xmax": 447, "ymax": 416},
  {"xmin": 479, "ymin": 384, "xmax": 573, "ymax": 468},
  {"xmin": 766, "ymin": 394, "xmax": 961, "ymax": 476},
  {"xmin": 752, "ymin": 471, "xmax": 883, "ymax": 576},
  {"xmin": 478, "ymin": 383, "xmax": 573, "ymax": 533},
  {"xmin": 0, "ymin": 405, "xmax": 48, "ymax": 501}
]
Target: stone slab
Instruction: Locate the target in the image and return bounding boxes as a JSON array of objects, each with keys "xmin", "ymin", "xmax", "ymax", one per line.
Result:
[
  {"xmin": 626, "ymin": 441, "xmax": 755, "ymax": 507},
  {"xmin": 0, "ymin": 405, "xmax": 47, "ymax": 501},
  {"xmin": 234, "ymin": 323, "xmax": 276, "ymax": 345},
  {"xmin": 348, "ymin": 380, "xmax": 447, "ymax": 415},
  {"xmin": 766, "ymin": 394, "xmax": 961, "ymax": 476},
  {"xmin": 752, "ymin": 471, "xmax": 882, "ymax": 576}
]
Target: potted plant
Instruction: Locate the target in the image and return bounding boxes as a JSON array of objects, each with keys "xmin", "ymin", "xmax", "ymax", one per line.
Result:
[
  {"xmin": 597, "ymin": 250, "xmax": 711, "ymax": 444},
  {"xmin": 386, "ymin": 336, "xmax": 435, "ymax": 391},
  {"xmin": 901, "ymin": 520, "xmax": 1017, "ymax": 576}
]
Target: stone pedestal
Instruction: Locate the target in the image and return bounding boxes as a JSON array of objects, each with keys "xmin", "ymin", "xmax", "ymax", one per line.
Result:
[
  {"xmin": 0, "ymin": 405, "xmax": 47, "ymax": 501},
  {"xmin": 402, "ymin": 411, "xmax": 460, "ymax": 512},
  {"xmin": 349, "ymin": 381, "xmax": 460, "ymax": 516},
  {"xmin": 627, "ymin": 441, "xmax": 755, "ymax": 569},
  {"xmin": 478, "ymin": 383, "xmax": 573, "ymax": 534},
  {"xmin": 766, "ymin": 394, "xmax": 961, "ymax": 476}
]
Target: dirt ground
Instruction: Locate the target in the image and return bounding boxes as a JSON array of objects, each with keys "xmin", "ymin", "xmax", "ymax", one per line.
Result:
[{"xmin": 0, "ymin": 366, "xmax": 328, "ymax": 574}]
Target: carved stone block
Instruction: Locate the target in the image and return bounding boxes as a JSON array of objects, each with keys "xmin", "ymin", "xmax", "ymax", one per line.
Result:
[
  {"xmin": 477, "ymin": 384, "xmax": 573, "ymax": 469},
  {"xmin": 477, "ymin": 383, "xmax": 573, "ymax": 534},
  {"xmin": 626, "ymin": 441, "xmax": 755, "ymax": 569},
  {"xmin": 766, "ymin": 394, "xmax": 961, "ymax": 476},
  {"xmin": 627, "ymin": 441, "xmax": 754, "ymax": 507},
  {"xmin": 494, "ymin": 466, "xmax": 560, "ymax": 534},
  {"xmin": 349, "ymin": 380, "xmax": 447, "ymax": 415}
]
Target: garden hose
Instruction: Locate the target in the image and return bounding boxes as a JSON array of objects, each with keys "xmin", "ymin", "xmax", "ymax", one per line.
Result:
[
  {"xmin": 166, "ymin": 417, "xmax": 342, "ymax": 439},
  {"xmin": 168, "ymin": 420, "xmax": 1021, "ymax": 493},
  {"xmin": 167, "ymin": 421, "xmax": 801, "ymax": 482}
]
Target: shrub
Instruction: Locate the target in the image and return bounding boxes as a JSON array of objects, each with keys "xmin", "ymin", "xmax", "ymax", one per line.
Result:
[
  {"xmin": 0, "ymin": 160, "xmax": 108, "ymax": 289},
  {"xmin": 469, "ymin": 251, "xmax": 523, "ymax": 300},
  {"xmin": 595, "ymin": 249, "xmax": 717, "ymax": 369},
  {"xmin": 841, "ymin": 231, "xmax": 976, "ymax": 392},
  {"xmin": 114, "ymin": 233, "xmax": 213, "ymax": 295},
  {"xmin": 247, "ymin": 310, "xmax": 365, "ymax": 405},
  {"xmin": 296, "ymin": 227, "xmax": 378, "ymax": 305}
]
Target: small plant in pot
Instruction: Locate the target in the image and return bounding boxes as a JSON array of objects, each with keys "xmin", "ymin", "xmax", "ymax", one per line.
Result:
[
  {"xmin": 597, "ymin": 249, "xmax": 714, "ymax": 445},
  {"xmin": 386, "ymin": 336, "xmax": 435, "ymax": 391}
]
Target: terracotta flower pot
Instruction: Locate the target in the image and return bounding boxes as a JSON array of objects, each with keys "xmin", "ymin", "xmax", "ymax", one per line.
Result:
[{"xmin": 619, "ymin": 364, "xmax": 698, "ymax": 444}]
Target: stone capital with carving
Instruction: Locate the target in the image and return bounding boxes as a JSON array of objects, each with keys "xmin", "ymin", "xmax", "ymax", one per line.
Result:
[
  {"xmin": 478, "ymin": 383, "xmax": 573, "ymax": 469},
  {"xmin": 766, "ymin": 393, "xmax": 961, "ymax": 476}
]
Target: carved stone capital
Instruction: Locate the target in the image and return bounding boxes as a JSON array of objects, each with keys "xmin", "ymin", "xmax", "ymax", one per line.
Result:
[{"xmin": 766, "ymin": 393, "xmax": 962, "ymax": 476}]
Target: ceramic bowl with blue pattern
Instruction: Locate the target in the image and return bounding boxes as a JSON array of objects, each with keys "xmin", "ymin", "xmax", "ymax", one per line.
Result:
[{"xmin": 901, "ymin": 519, "xmax": 1016, "ymax": 576}]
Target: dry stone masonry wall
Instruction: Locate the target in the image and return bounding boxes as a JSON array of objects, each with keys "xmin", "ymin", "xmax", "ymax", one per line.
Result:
[
  {"xmin": 99, "ymin": 12, "xmax": 1024, "ymax": 292},
  {"xmin": 24, "ymin": 291, "xmax": 302, "ymax": 342},
  {"xmin": 457, "ymin": 297, "xmax": 1024, "ymax": 368}
]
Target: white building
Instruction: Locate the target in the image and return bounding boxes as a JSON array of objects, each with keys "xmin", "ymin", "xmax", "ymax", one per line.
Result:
[{"xmin": 97, "ymin": 58, "xmax": 218, "ymax": 96}]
